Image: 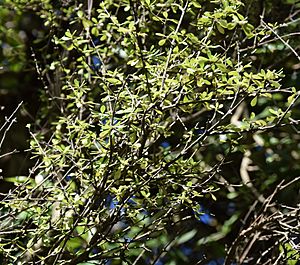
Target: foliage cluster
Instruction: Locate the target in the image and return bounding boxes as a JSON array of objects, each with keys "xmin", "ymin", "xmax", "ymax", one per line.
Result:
[{"xmin": 0, "ymin": 0, "xmax": 300, "ymax": 264}]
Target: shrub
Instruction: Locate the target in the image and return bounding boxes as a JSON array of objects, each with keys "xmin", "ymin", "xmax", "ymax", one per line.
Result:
[{"xmin": 1, "ymin": 0, "xmax": 300, "ymax": 264}]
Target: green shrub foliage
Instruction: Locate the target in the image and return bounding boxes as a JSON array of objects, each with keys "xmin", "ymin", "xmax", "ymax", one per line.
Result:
[{"xmin": 1, "ymin": 0, "xmax": 300, "ymax": 264}]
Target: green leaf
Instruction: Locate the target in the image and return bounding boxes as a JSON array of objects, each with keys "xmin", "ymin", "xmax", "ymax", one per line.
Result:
[
  {"xmin": 65, "ymin": 30, "xmax": 73, "ymax": 38},
  {"xmin": 82, "ymin": 19, "xmax": 93, "ymax": 29},
  {"xmin": 242, "ymin": 23, "xmax": 255, "ymax": 38},
  {"xmin": 100, "ymin": 129, "xmax": 110, "ymax": 138},
  {"xmin": 287, "ymin": 94, "xmax": 295, "ymax": 105},
  {"xmin": 177, "ymin": 229, "xmax": 197, "ymax": 245},
  {"xmin": 106, "ymin": 78, "xmax": 122, "ymax": 85},
  {"xmin": 100, "ymin": 105, "xmax": 106, "ymax": 113},
  {"xmin": 158, "ymin": 39, "xmax": 166, "ymax": 46},
  {"xmin": 77, "ymin": 10, "xmax": 84, "ymax": 18},
  {"xmin": 269, "ymin": 108, "xmax": 278, "ymax": 116},
  {"xmin": 66, "ymin": 237, "xmax": 83, "ymax": 252},
  {"xmin": 250, "ymin": 96, "xmax": 257, "ymax": 107},
  {"xmin": 217, "ymin": 24, "xmax": 225, "ymax": 34},
  {"xmin": 5, "ymin": 176, "xmax": 29, "ymax": 184}
]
